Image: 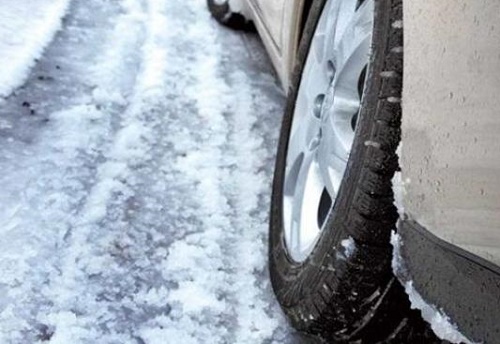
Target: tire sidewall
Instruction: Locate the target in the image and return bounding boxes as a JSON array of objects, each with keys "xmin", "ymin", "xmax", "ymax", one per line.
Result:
[{"xmin": 269, "ymin": 0, "xmax": 396, "ymax": 337}]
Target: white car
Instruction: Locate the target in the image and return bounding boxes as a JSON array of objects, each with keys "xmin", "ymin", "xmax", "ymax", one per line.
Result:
[{"xmin": 208, "ymin": 0, "xmax": 500, "ymax": 343}]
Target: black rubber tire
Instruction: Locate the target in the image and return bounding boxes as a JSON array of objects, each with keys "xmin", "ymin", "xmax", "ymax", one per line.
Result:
[
  {"xmin": 206, "ymin": 0, "xmax": 255, "ymax": 32},
  {"xmin": 268, "ymin": 0, "xmax": 425, "ymax": 342}
]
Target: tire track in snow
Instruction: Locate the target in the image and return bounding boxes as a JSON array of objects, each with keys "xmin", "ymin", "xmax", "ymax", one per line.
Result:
[
  {"xmin": 137, "ymin": 1, "xmax": 291, "ymax": 343},
  {"xmin": 37, "ymin": 0, "xmax": 178, "ymax": 342},
  {"xmin": 140, "ymin": 2, "xmax": 239, "ymax": 342},
  {"xmin": 0, "ymin": 0, "xmax": 144, "ymax": 341},
  {"xmin": 224, "ymin": 71, "xmax": 286, "ymax": 343}
]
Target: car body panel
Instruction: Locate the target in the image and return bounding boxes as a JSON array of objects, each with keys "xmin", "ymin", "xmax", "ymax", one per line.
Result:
[
  {"xmin": 401, "ymin": 0, "xmax": 500, "ymax": 267},
  {"xmin": 281, "ymin": 0, "xmax": 306, "ymax": 88},
  {"xmin": 250, "ymin": 0, "xmax": 285, "ymax": 51},
  {"xmin": 244, "ymin": 0, "xmax": 304, "ymax": 88}
]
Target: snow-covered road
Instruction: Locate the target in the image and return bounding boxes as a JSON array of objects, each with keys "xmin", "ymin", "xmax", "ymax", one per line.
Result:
[{"xmin": 0, "ymin": 0, "xmax": 316, "ymax": 342}]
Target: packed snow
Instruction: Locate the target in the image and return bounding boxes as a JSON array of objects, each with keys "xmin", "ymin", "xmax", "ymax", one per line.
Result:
[
  {"xmin": 227, "ymin": 0, "xmax": 247, "ymax": 14},
  {"xmin": 0, "ymin": 0, "xmax": 303, "ymax": 342},
  {"xmin": 0, "ymin": 0, "xmax": 70, "ymax": 97},
  {"xmin": 391, "ymin": 144, "xmax": 405, "ymax": 218},
  {"xmin": 391, "ymin": 171, "xmax": 406, "ymax": 218},
  {"xmin": 391, "ymin": 233, "xmax": 476, "ymax": 344}
]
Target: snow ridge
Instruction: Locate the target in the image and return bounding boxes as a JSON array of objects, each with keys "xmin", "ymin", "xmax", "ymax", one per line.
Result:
[
  {"xmin": 0, "ymin": 0, "xmax": 71, "ymax": 97},
  {"xmin": 0, "ymin": 0, "xmax": 138, "ymax": 341},
  {"xmin": 139, "ymin": 1, "xmax": 286, "ymax": 342}
]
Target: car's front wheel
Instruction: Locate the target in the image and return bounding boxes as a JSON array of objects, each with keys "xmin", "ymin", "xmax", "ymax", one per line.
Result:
[{"xmin": 269, "ymin": 0, "xmax": 415, "ymax": 341}]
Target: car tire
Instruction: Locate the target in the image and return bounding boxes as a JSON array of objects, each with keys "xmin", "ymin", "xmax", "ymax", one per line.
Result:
[
  {"xmin": 268, "ymin": 0, "xmax": 420, "ymax": 342},
  {"xmin": 206, "ymin": 0, "xmax": 255, "ymax": 31}
]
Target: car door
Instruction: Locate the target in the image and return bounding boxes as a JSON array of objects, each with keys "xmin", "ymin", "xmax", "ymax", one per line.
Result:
[{"xmin": 248, "ymin": 0, "xmax": 286, "ymax": 52}]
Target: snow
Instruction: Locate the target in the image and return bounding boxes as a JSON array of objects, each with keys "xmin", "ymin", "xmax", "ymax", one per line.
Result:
[
  {"xmin": 213, "ymin": 0, "xmax": 246, "ymax": 14},
  {"xmin": 392, "ymin": 143, "xmax": 407, "ymax": 218},
  {"xmin": 228, "ymin": 0, "xmax": 247, "ymax": 14},
  {"xmin": 212, "ymin": 0, "xmax": 249, "ymax": 19},
  {"xmin": 0, "ymin": 0, "xmax": 71, "ymax": 97},
  {"xmin": 0, "ymin": 0, "xmax": 293, "ymax": 342},
  {"xmin": 392, "ymin": 171, "xmax": 405, "ymax": 217},
  {"xmin": 392, "ymin": 20, "xmax": 403, "ymax": 29},
  {"xmin": 391, "ymin": 233, "xmax": 477, "ymax": 344},
  {"xmin": 364, "ymin": 140, "xmax": 382, "ymax": 148}
]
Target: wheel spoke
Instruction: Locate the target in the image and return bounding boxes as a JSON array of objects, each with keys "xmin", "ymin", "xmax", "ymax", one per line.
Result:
[
  {"xmin": 301, "ymin": 37, "xmax": 330, "ymax": 103},
  {"xmin": 330, "ymin": 85, "xmax": 361, "ymax": 148},
  {"xmin": 282, "ymin": 0, "xmax": 374, "ymax": 262},
  {"xmin": 286, "ymin": 97, "xmax": 321, "ymax": 175},
  {"xmin": 301, "ymin": 0, "xmax": 349, "ymax": 101},
  {"xmin": 333, "ymin": 0, "xmax": 374, "ymax": 79},
  {"xmin": 317, "ymin": 118, "xmax": 350, "ymax": 198},
  {"xmin": 331, "ymin": 0, "xmax": 358, "ymax": 51},
  {"xmin": 334, "ymin": 35, "xmax": 371, "ymax": 99},
  {"xmin": 287, "ymin": 153, "xmax": 323, "ymax": 259}
]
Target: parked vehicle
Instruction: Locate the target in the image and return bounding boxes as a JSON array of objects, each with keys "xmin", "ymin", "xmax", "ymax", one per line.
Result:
[{"xmin": 208, "ymin": 0, "xmax": 500, "ymax": 342}]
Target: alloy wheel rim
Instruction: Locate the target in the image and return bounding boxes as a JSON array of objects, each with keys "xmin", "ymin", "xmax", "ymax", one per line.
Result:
[{"xmin": 282, "ymin": 0, "xmax": 374, "ymax": 262}]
